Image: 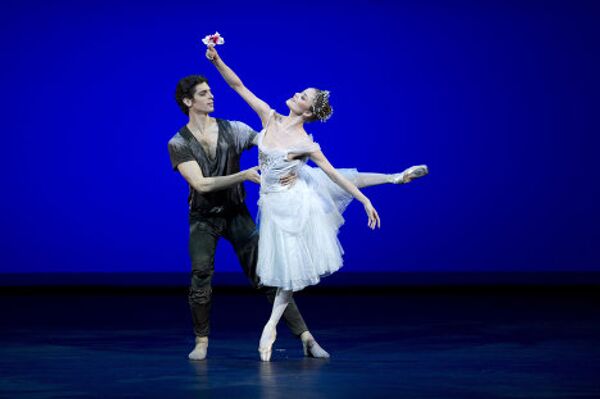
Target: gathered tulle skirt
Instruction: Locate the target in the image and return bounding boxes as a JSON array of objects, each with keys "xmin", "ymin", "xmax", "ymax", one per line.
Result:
[{"xmin": 256, "ymin": 166, "xmax": 358, "ymax": 291}]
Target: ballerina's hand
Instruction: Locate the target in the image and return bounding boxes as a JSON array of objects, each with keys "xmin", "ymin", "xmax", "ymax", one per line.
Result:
[
  {"xmin": 364, "ymin": 201, "xmax": 381, "ymax": 230},
  {"xmin": 206, "ymin": 44, "xmax": 219, "ymax": 62}
]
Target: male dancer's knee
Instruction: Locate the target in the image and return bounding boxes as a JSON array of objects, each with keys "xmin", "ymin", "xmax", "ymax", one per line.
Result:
[
  {"xmin": 262, "ymin": 286, "xmax": 278, "ymax": 303},
  {"xmin": 234, "ymin": 234, "xmax": 260, "ymax": 288},
  {"xmin": 189, "ymin": 264, "xmax": 213, "ymax": 305}
]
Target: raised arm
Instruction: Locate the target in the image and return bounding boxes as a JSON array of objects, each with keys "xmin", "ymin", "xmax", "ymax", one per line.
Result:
[
  {"xmin": 177, "ymin": 161, "xmax": 260, "ymax": 193},
  {"xmin": 206, "ymin": 45, "xmax": 272, "ymax": 127},
  {"xmin": 309, "ymin": 150, "xmax": 381, "ymax": 230}
]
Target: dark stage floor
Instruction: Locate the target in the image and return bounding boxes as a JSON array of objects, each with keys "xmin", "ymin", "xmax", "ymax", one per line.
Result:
[{"xmin": 1, "ymin": 287, "xmax": 599, "ymax": 398}]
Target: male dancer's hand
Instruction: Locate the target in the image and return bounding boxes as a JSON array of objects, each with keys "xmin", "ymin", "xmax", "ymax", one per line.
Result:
[
  {"xmin": 279, "ymin": 172, "xmax": 297, "ymax": 187},
  {"xmin": 244, "ymin": 166, "xmax": 261, "ymax": 184}
]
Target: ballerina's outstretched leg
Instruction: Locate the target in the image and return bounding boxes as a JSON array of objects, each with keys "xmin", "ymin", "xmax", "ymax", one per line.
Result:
[{"xmin": 355, "ymin": 165, "xmax": 429, "ymax": 188}]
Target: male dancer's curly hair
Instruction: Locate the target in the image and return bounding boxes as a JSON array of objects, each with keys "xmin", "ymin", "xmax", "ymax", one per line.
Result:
[
  {"xmin": 175, "ymin": 75, "xmax": 209, "ymax": 115},
  {"xmin": 309, "ymin": 89, "xmax": 333, "ymax": 122}
]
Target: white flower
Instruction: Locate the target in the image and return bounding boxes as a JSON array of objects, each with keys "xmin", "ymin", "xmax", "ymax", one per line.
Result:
[{"xmin": 202, "ymin": 32, "xmax": 225, "ymax": 46}]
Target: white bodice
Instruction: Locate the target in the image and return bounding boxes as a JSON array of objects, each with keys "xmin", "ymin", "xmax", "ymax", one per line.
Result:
[{"xmin": 258, "ymin": 132, "xmax": 311, "ymax": 194}]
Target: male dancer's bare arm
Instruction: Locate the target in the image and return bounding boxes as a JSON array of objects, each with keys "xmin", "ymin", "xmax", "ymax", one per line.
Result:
[
  {"xmin": 177, "ymin": 161, "xmax": 260, "ymax": 193},
  {"xmin": 206, "ymin": 46, "xmax": 272, "ymax": 127},
  {"xmin": 309, "ymin": 150, "xmax": 381, "ymax": 229}
]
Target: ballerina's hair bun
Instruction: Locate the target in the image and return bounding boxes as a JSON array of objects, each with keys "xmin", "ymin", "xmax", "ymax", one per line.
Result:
[{"xmin": 310, "ymin": 89, "xmax": 333, "ymax": 122}]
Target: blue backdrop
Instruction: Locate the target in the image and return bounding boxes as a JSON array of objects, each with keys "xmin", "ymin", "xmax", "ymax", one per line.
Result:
[{"xmin": 1, "ymin": 0, "xmax": 598, "ymax": 274}]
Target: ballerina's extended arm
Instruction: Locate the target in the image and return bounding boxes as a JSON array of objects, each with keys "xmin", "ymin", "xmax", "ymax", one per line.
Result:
[
  {"xmin": 206, "ymin": 45, "xmax": 272, "ymax": 128},
  {"xmin": 309, "ymin": 150, "xmax": 381, "ymax": 230},
  {"xmin": 205, "ymin": 45, "xmax": 298, "ymax": 185}
]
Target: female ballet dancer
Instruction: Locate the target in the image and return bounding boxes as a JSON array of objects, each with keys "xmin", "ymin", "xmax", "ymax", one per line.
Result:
[{"xmin": 206, "ymin": 44, "xmax": 428, "ymax": 361}]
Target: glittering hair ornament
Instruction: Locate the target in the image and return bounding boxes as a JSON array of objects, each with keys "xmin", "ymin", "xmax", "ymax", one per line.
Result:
[{"xmin": 311, "ymin": 90, "xmax": 333, "ymax": 122}]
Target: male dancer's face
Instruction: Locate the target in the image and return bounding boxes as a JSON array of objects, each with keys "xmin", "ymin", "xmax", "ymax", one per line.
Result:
[{"xmin": 187, "ymin": 82, "xmax": 215, "ymax": 115}]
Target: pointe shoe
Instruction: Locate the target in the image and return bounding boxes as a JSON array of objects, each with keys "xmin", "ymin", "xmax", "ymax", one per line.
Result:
[
  {"xmin": 391, "ymin": 164, "xmax": 429, "ymax": 184},
  {"xmin": 258, "ymin": 322, "xmax": 277, "ymax": 362},
  {"xmin": 188, "ymin": 336, "xmax": 208, "ymax": 361}
]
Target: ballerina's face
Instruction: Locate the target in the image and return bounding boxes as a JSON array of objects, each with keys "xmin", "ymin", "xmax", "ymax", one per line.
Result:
[{"xmin": 286, "ymin": 88, "xmax": 318, "ymax": 117}]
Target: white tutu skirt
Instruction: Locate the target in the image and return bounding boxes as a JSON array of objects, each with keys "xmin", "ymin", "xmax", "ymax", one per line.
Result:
[{"xmin": 256, "ymin": 166, "xmax": 359, "ymax": 291}]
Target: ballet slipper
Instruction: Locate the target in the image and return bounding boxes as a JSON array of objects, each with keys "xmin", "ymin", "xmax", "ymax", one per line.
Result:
[
  {"xmin": 300, "ymin": 331, "xmax": 330, "ymax": 359},
  {"xmin": 258, "ymin": 322, "xmax": 277, "ymax": 362},
  {"xmin": 390, "ymin": 164, "xmax": 429, "ymax": 184},
  {"xmin": 188, "ymin": 336, "xmax": 208, "ymax": 361},
  {"xmin": 303, "ymin": 340, "xmax": 330, "ymax": 358}
]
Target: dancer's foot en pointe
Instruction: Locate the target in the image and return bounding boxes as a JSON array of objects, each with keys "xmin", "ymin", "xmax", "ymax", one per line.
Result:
[
  {"xmin": 188, "ymin": 336, "xmax": 208, "ymax": 361},
  {"xmin": 354, "ymin": 166, "xmax": 429, "ymax": 189},
  {"xmin": 300, "ymin": 331, "xmax": 330, "ymax": 358},
  {"xmin": 259, "ymin": 289, "xmax": 292, "ymax": 361},
  {"xmin": 390, "ymin": 164, "xmax": 429, "ymax": 184},
  {"xmin": 258, "ymin": 321, "xmax": 277, "ymax": 362}
]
